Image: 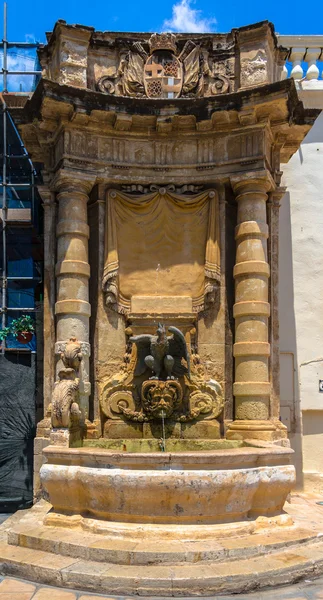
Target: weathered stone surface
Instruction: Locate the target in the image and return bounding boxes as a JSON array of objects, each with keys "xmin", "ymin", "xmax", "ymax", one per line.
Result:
[
  {"xmin": 142, "ymin": 421, "xmax": 181, "ymax": 439},
  {"xmin": 39, "ymin": 443, "xmax": 295, "ymax": 524},
  {"xmin": 103, "ymin": 420, "xmax": 143, "ymax": 439},
  {"xmin": 3, "ymin": 494, "xmax": 323, "ymax": 595},
  {"xmin": 181, "ymin": 419, "xmax": 221, "ymax": 439}
]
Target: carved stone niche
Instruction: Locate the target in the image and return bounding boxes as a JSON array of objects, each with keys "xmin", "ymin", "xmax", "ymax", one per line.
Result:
[
  {"xmin": 102, "ymin": 187, "xmax": 221, "ymax": 318},
  {"xmin": 100, "ymin": 323, "xmax": 224, "ymax": 440}
]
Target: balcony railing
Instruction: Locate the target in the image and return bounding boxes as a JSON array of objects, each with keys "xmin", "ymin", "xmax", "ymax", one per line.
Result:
[{"xmin": 278, "ymin": 35, "xmax": 323, "ymax": 89}]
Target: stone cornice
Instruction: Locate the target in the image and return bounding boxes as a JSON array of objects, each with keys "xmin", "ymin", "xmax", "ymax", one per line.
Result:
[
  {"xmin": 41, "ymin": 19, "xmax": 277, "ymax": 55},
  {"xmin": 17, "ymin": 77, "xmax": 308, "ymax": 127},
  {"xmin": 15, "ymin": 77, "xmax": 318, "ymax": 170}
]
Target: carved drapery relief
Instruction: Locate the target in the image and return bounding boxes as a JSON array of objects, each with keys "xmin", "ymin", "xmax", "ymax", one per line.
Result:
[
  {"xmin": 97, "ymin": 33, "xmax": 231, "ymax": 99},
  {"xmin": 102, "ymin": 188, "xmax": 220, "ymax": 315}
]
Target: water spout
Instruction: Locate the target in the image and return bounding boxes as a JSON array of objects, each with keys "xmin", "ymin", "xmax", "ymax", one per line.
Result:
[{"xmin": 159, "ymin": 410, "xmax": 166, "ymax": 452}]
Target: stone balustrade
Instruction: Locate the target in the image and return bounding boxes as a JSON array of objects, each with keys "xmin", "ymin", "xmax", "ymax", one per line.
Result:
[{"xmin": 278, "ymin": 35, "xmax": 323, "ymax": 89}]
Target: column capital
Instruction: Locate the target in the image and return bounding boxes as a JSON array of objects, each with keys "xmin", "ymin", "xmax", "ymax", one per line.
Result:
[
  {"xmin": 267, "ymin": 187, "xmax": 287, "ymax": 209},
  {"xmin": 38, "ymin": 185, "xmax": 54, "ymax": 206},
  {"xmin": 230, "ymin": 171, "xmax": 275, "ymax": 197},
  {"xmin": 49, "ymin": 170, "xmax": 96, "ymax": 196}
]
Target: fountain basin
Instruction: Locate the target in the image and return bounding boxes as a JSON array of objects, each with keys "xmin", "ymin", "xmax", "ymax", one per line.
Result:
[{"xmin": 41, "ymin": 441, "xmax": 295, "ymax": 524}]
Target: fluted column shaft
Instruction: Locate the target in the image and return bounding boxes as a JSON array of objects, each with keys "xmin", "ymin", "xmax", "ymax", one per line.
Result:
[
  {"xmin": 228, "ymin": 177, "xmax": 276, "ymax": 440},
  {"xmin": 54, "ymin": 178, "xmax": 93, "ymax": 421}
]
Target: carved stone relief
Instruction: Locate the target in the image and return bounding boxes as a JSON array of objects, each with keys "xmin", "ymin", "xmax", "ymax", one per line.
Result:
[
  {"xmin": 59, "ymin": 128, "xmax": 263, "ymax": 175},
  {"xmin": 51, "ymin": 337, "xmax": 82, "ymax": 428},
  {"xmin": 240, "ymin": 49, "xmax": 268, "ymax": 87},
  {"xmin": 96, "ymin": 33, "xmax": 231, "ymax": 99},
  {"xmin": 102, "ymin": 188, "xmax": 221, "ymax": 316},
  {"xmin": 100, "ymin": 325, "xmax": 224, "ymax": 427}
]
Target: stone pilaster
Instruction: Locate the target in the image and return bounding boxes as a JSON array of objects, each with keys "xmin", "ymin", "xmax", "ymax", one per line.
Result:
[
  {"xmin": 88, "ymin": 184, "xmax": 106, "ymax": 424},
  {"xmin": 34, "ymin": 184, "xmax": 56, "ymax": 499},
  {"xmin": 38, "ymin": 185, "xmax": 56, "ymax": 415},
  {"xmin": 227, "ymin": 174, "xmax": 284, "ymax": 441},
  {"xmin": 53, "ymin": 173, "xmax": 94, "ymax": 422},
  {"xmin": 267, "ymin": 189, "xmax": 285, "ymax": 422}
]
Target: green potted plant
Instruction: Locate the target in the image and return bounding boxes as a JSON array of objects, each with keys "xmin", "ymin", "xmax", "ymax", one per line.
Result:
[
  {"xmin": 0, "ymin": 315, "xmax": 35, "ymax": 345},
  {"xmin": 12, "ymin": 315, "xmax": 35, "ymax": 344}
]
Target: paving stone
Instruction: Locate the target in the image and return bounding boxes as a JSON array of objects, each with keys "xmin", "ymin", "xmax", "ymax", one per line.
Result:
[
  {"xmin": 0, "ymin": 594, "xmax": 35, "ymax": 600},
  {"xmin": 0, "ymin": 578, "xmax": 36, "ymax": 593},
  {"xmin": 78, "ymin": 597, "xmax": 117, "ymax": 600},
  {"xmin": 1, "ymin": 576, "xmax": 323, "ymax": 599},
  {"xmin": 32, "ymin": 588, "xmax": 77, "ymax": 600}
]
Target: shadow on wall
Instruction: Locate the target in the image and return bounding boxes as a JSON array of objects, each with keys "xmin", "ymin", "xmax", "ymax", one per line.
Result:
[
  {"xmin": 301, "ymin": 110, "xmax": 323, "ymax": 144},
  {"xmin": 279, "ymin": 191, "xmax": 303, "ymax": 488}
]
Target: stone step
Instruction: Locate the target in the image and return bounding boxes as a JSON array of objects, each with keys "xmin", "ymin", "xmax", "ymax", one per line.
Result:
[
  {"xmin": 2, "ymin": 536, "xmax": 323, "ymax": 595},
  {"xmin": 7, "ymin": 521, "xmax": 321, "ymax": 565}
]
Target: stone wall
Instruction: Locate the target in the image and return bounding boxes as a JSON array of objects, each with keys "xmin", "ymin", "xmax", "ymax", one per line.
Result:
[{"xmin": 280, "ymin": 103, "xmax": 323, "ymax": 487}]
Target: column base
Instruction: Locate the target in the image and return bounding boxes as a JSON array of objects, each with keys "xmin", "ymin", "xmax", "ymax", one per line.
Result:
[
  {"xmin": 85, "ymin": 419, "xmax": 101, "ymax": 439},
  {"xmin": 50, "ymin": 427, "xmax": 83, "ymax": 448},
  {"xmin": 36, "ymin": 404, "xmax": 52, "ymax": 439},
  {"xmin": 226, "ymin": 420, "xmax": 288, "ymax": 442}
]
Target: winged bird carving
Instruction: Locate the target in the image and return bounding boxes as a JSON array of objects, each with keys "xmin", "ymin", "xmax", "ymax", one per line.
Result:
[{"xmin": 130, "ymin": 323, "xmax": 190, "ymax": 380}]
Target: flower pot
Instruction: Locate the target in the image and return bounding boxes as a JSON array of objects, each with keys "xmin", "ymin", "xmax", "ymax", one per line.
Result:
[{"xmin": 17, "ymin": 331, "xmax": 33, "ymax": 344}]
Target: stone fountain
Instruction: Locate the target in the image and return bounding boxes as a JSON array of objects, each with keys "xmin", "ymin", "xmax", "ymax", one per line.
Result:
[
  {"xmin": 40, "ymin": 323, "xmax": 294, "ymax": 528},
  {"xmin": 1, "ymin": 19, "xmax": 322, "ymax": 596}
]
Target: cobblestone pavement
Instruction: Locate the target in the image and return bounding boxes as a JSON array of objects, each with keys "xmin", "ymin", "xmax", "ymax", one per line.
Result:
[{"xmin": 2, "ymin": 575, "xmax": 323, "ymax": 599}]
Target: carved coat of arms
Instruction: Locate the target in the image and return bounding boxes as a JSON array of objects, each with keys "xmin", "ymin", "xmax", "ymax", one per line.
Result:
[
  {"xmin": 97, "ymin": 33, "xmax": 231, "ymax": 99},
  {"xmin": 144, "ymin": 34, "xmax": 183, "ymax": 99}
]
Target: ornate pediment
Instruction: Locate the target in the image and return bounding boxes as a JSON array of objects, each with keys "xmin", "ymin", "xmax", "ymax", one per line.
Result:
[{"xmin": 96, "ymin": 33, "xmax": 232, "ymax": 99}]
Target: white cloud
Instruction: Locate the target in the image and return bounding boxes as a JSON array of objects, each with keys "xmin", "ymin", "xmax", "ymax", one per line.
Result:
[
  {"xmin": 25, "ymin": 34, "xmax": 37, "ymax": 43},
  {"xmin": 162, "ymin": 0, "xmax": 216, "ymax": 33}
]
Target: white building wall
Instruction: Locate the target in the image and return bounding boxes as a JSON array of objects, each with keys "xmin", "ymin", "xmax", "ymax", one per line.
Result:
[{"xmin": 280, "ymin": 101, "xmax": 323, "ymax": 486}]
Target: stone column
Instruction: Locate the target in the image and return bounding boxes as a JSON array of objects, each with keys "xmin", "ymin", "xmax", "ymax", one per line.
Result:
[
  {"xmin": 227, "ymin": 175, "xmax": 284, "ymax": 441},
  {"xmin": 54, "ymin": 174, "xmax": 94, "ymax": 424}
]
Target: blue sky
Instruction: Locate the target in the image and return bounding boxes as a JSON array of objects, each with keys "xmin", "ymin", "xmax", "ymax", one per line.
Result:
[
  {"xmin": 3, "ymin": 0, "xmax": 322, "ymax": 90},
  {"xmin": 7, "ymin": 0, "xmax": 323, "ymax": 43}
]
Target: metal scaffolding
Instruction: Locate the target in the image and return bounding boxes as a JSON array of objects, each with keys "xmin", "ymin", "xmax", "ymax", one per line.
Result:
[{"xmin": 0, "ymin": 1, "xmax": 42, "ymax": 352}]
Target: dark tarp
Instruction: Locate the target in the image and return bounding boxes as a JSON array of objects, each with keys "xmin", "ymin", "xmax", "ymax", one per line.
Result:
[{"xmin": 0, "ymin": 353, "xmax": 36, "ymax": 510}]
